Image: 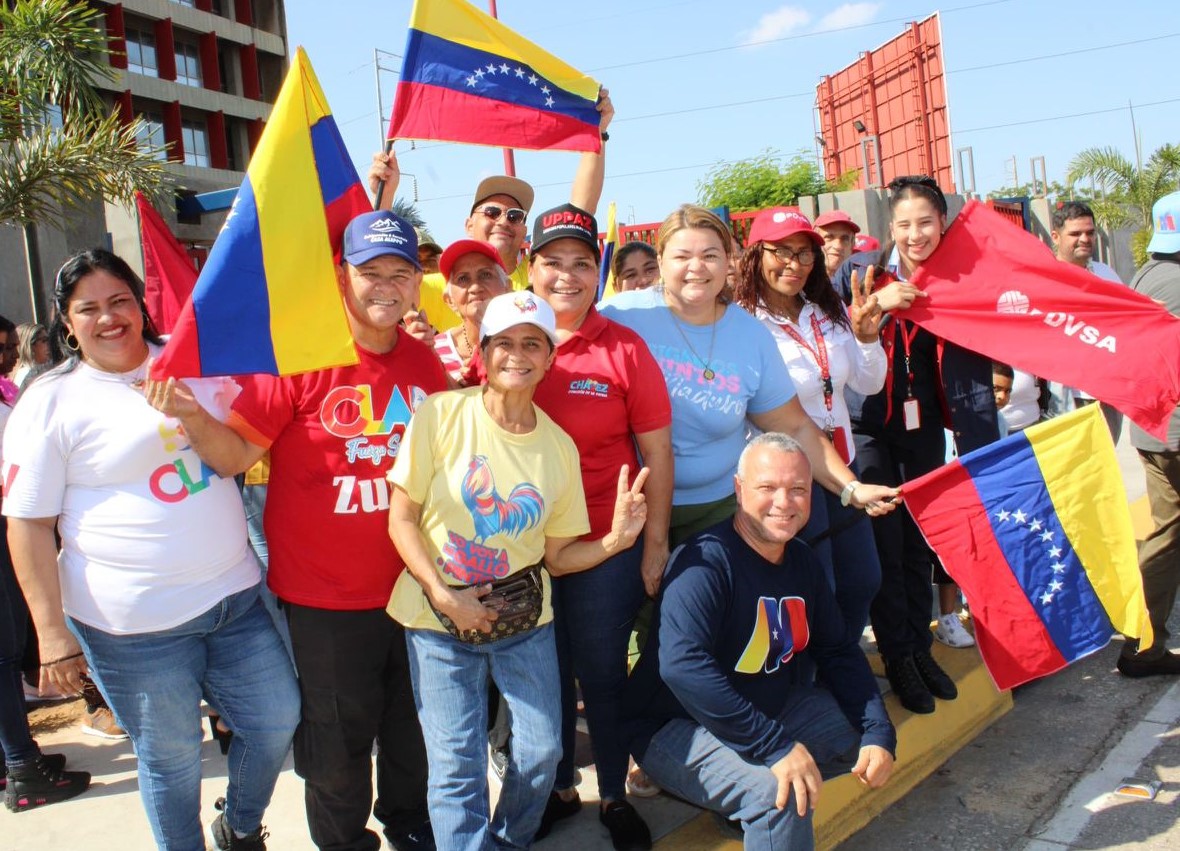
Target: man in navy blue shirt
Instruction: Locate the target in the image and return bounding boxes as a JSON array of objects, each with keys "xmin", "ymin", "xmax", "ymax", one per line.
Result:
[{"xmin": 625, "ymin": 433, "xmax": 896, "ymax": 850}]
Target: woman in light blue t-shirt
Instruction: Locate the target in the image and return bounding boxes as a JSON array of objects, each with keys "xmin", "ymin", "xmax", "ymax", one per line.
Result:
[{"xmin": 601, "ymin": 204, "xmax": 899, "ymax": 547}]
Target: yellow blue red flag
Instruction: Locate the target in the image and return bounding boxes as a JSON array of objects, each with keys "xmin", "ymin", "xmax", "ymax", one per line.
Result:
[
  {"xmin": 904, "ymin": 405, "xmax": 1152, "ymax": 690},
  {"xmin": 388, "ymin": 0, "xmax": 601, "ymax": 153},
  {"xmin": 597, "ymin": 201, "xmax": 618, "ymax": 301},
  {"xmin": 152, "ymin": 48, "xmax": 370, "ymax": 379}
]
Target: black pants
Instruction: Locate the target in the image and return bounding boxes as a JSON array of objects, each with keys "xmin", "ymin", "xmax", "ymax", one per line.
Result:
[
  {"xmin": 286, "ymin": 603, "xmax": 429, "ymax": 851},
  {"xmin": 1124, "ymin": 449, "xmax": 1180, "ymax": 658},
  {"xmin": 855, "ymin": 428, "xmax": 946, "ymax": 659}
]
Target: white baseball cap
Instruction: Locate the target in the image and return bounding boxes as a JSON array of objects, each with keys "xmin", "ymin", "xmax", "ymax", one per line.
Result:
[{"xmin": 479, "ymin": 291, "xmax": 559, "ymax": 348}]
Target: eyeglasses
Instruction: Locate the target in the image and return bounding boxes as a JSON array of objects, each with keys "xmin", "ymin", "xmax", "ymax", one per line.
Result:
[
  {"xmin": 476, "ymin": 205, "xmax": 527, "ymax": 225},
  {"xmin": 762, "ymin": 246, "xmax": 816, "ymax": 265}
]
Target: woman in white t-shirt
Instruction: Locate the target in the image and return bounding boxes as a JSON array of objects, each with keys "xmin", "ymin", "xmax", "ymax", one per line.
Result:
[
  {"xmin": 734, "ymin": 207, "xmax": 887, "ymax": 645},
  {"xmin": 2, "ymin": 250, "xmax": 299, "ymax": 849}
]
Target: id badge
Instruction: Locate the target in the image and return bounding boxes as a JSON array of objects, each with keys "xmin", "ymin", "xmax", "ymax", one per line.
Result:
[
  {"xmin": 902, "ymin": 397, "xmax": 921, "ymax": 431},
  {"xmin": 825, "ymin": 426, "xmax": 851, "ymax": 464}
]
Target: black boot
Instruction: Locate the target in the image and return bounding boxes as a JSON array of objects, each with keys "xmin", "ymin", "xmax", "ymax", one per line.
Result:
[
  {"xmin": 913, "ymin": 648, "xmax": 958, "ymax": 701},
  {"xmin": 884, "ymin": 654, "xmax": 935, "ymax": 714}
]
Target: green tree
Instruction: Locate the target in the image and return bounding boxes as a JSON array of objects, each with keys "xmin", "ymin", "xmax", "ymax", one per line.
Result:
[
  {"xmin": 0, "ymin": 0, "xmax": 169, "ymax": 225},
  {"xmin": 1066, "ymin": 143, "xmax": 1180, "ymax": 263},
  {"xmin": 986, "ymin": 180, "xmax": 1093, "ymax": 202},
  {"xmin": 696, "ymin": 149, "xmax": 858, "ymax": 211}
]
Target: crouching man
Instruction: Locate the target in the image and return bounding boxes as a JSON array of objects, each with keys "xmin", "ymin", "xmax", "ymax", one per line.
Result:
[{"xmin": 624, "ymin": 433, "xmax": 896, "ymax": 850}]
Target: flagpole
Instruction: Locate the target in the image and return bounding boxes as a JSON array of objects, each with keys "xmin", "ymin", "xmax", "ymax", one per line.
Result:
[{"xmin": 488, "ymin": 0, "xmax": 518, "ymax": 177}]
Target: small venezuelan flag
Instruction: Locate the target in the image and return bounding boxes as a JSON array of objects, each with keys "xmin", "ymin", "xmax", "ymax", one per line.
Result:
[
  {"xmin": 597, "ymin": 201, "xmax": 618, "ymax": 301},
  {"xmin": 388, "ymin": 0, "xmax": 601, "ymax": 153},
  {"xmin": 152, "ymin": 47, "xmax": 371, "ymax": 379},
  {"xmin": 904, "ymin": 405, "xmax": 1152, "ymax": 691}
]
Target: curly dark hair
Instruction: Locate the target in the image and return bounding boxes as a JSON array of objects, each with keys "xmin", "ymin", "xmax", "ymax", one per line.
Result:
[{"xmin": 734, "ymin": 242, "xmax": 851, "ymax": 331}]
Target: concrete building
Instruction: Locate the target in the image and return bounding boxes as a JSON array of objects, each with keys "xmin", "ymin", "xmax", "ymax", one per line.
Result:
[{"xmin": 0, "ymin": 0, "xmax": 288, "ymax": 324}]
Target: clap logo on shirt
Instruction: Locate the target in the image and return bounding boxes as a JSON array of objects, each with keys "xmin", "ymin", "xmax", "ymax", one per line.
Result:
[
  {"xmin": 319, "ymin": 383, "xmax": 430, "ymax": 515},
  {"xmin": 149, "ymin": 421, "xmax": 221, "ymax": 504}
]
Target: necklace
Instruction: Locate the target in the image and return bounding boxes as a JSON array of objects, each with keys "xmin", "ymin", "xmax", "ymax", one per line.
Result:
[
  {"xmin": 669, "ymin": 305, "xmax": 719, "ymax": 381},
  {"xmin": 458, "ymin": 325, "xmax": 473, "ymax": 360}
]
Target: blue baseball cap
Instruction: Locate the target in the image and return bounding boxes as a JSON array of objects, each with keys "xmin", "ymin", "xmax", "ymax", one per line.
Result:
[
  {"xmin": 1147, "ymin": 191, "xmax": 1180, "ymax": 255},
  {"xmin": 342, "ymin": 211, "xmax": 421, "ymax": 269}
]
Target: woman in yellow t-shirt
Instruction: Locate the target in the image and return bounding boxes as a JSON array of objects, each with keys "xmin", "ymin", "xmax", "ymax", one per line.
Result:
[{"xmin": 387, "ymin": 291, "xmax": 649, "ymax": 849}]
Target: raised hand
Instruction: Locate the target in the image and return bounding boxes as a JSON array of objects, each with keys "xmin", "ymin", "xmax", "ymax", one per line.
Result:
[
  {"xmin": 849, "ymin": 266, "xmax": 884, "ymax": 343},
  {"xmin": 606, "ymin": 464, "xmax": 649, "ymax": 554}
]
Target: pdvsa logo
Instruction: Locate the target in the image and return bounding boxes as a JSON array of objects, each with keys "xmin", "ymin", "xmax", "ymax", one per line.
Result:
[{"xmin": 995, "ymin": 291, "xmax": 1116, "ymax": 353}]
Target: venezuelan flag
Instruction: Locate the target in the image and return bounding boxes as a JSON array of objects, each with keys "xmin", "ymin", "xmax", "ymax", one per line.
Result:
[
  {"xmin": 387, "ymin": 0, "xmax": 601, "ymax": 153},
  {"xmin": 734, "ymin": 596, "xmax": 810, "ymax": 675},
  {"xmin": 152, "ymin": 48, "xmax": 370, "ymax": 379},
  {"xmin": 597, "ymin": 201, "xmax": 618, "ymax": 301},
  {"xmin": 904, "ymin": 405, "xmax": 1152, "ymax": 690}
]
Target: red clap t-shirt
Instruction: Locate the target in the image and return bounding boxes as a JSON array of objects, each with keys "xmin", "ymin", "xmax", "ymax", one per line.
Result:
[{"xmin": 229, "ymin": 333, "xmax": 447, "ymax": 610}]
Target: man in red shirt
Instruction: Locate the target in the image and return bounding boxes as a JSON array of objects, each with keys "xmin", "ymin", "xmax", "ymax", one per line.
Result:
[{"xmin": 148, "ymin": 211, "xmax": 447, "ymax": 851}]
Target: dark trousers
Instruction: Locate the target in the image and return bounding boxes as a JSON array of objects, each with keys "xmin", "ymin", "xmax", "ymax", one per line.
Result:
[
  {"xmin": 1124, "ymin": 450, "xmax": 1180, "ymax": 658},
  {"xmin": 855, "ymin": 428, "xmax": 946, "ymax": 659},
  {"xmin": 285, "ymin": 603, "xmax": 429, "ymax": 851},
  {"xmin": 552, "ymin": 542, "xmax": 646, "ymax": 801},
  {"xmin": 0, "ymin": 518, "xmax": 38, "ymax": 771}
]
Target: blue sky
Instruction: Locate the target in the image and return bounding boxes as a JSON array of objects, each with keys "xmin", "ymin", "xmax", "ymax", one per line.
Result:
[{"xmin": 286, "ymin": 0, "xmax": 1179, "ymax": 243}]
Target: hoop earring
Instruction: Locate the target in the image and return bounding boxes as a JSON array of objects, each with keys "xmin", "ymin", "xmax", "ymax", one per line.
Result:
[{"xmin": 65, "ymin": 332, "xmax": 80, "ymax": 352}]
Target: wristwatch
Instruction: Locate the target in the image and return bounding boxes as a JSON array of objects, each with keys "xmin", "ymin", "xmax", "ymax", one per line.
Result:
[{"xmin": 840, "ymin": 480, "xmax": 861, "ymax": 507}]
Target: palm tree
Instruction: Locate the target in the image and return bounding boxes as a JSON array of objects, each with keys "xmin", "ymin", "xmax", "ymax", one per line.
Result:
[
  {"xmin": 0, "ymin": 0, "xmax": 169, "ymax": 225},
  {"xmin": 1066, "ymin": 143, "xmax": 1180, "ymax": 263}
]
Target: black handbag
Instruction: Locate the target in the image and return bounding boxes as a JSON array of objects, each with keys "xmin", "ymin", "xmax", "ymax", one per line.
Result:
[{"xmin": 431, "ymin": 563, "xmax": 544, "ymax": 645}]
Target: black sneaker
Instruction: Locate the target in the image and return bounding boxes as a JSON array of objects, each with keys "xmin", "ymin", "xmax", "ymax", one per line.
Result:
[
  {"xmin": 489, "ymin": 743, "xmax": 510, "ymax": 780},
  {"xmin": 1117, "ymin": 650, "xmax": 1180, "ymax": 678},
  {"xmin": 209, "ymin": 797, "xmax": 269, "ymax": 850},
  {"xmin": 884, "ymin": 654, "xmax": 935, "ymax": 714},
  {"xmin": 599, "ymin": 800, "xmax": 652, "ymax": 851},
  {"xmin": 386, "ymin": 818, "xmax": 436, "ymax": 851},
  {"xmin": 534, "ymin": 790, "xmax": 582, "ymax": 841},
  {"xmin": 912, "ymin": 648, "xmax": 958, "ymax": 700},
  {"xmin": 4, "ymin": 755, "xmax": 90, "ymax": 813},
  {"xmin": 0, "ymin": 752, "xmax": 67, "ymax": 791}
]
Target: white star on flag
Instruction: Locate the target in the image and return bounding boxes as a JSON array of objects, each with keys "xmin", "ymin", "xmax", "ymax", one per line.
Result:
[
  {"xmin": 1040, "ymin": 530, "xmax": 1054, "ymax": 542},
  {"xmin": 499, "ymin": 62, "xmax": 510, "ymax": 74},
  {"xmin": 474, "ymin": 68, "xmax": 485, "ymax": 78},
  {"xmin": 1013, "ymin": 509, "xmax": 1028, "ymax": 524},
  {"xmin": 528, "ymin": 74, "xmax": 538, "ymax": 85},
  {"xmin": 514, "ymin": 66, "xmax": 525, "ymax": 78},
  {"xmin": 465, "ymin": 75, "xmax": 477, "ymax": 87},
  {"xmin": 541, "ymin": 84, "xmax": 551, "ymax": 95},
  {"xmin": 1040, "ymin": 592, "xmax": 1054, "ymax": 604},
  {"xmin": 1029, "ymin": 519, "xmax": 1043, "ymax": 532},
  {"xmin": 996, "ymin": 509, "xmax": 1011, "ymax": 522},
  {"xmin": 1049, "ymin": 546, "xmax": 1062, "ymax": 558},
  {"xmin": 545, "ymin": 95, "xmax": 555, "ymax": 107},
  {"xmin": 1051, "ymin": 562, "xmax": 1066, "ymax": 573},
  {"xmin": 485, "ymin": 63, "xmax": 497, "ymax": 74},
  {"xmin": 1049, "ymin": 579, "xmax": 1064, "ymax": 592}
]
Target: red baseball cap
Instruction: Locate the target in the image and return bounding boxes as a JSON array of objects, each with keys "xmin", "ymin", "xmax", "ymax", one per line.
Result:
[
  {"xmin": 746, "ymin": 207, "xmax": 824, "ymax": 249},
  {"xmin": 813, "ymin": 210, "xmax": 861, "ymax": 233},
  {"xmin": 854, "ymin": 234, "xmax": 881, "ymax": 252},
  {"xmin": 439, "ymin": 239, "xmax": 508, "ymax": 281}
]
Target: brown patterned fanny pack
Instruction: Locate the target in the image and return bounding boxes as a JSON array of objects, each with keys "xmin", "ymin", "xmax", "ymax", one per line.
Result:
[{"xmin": 431, "ymin": 563, "xmax": 544, "ymax": 645}]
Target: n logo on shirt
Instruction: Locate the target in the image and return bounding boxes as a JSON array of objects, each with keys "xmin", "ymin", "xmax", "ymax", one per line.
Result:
[{"xmin": 734, "ymin": 596, "xmax": 810, "ymax": 674}]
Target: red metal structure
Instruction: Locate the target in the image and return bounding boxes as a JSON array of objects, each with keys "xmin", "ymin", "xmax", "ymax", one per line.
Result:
[{"xmin": 816, "ymin": 13, "xmax": 955, "ymax": 192}]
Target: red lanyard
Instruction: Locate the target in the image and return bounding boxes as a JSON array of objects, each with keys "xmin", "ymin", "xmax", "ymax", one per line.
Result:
[
  {"xmin": 881, "ymin": 319, "xmax": 921, "ymax": 423},
  {"xmin": 778, "ymin": 312, "xmax": 834, "ymax": 412}
]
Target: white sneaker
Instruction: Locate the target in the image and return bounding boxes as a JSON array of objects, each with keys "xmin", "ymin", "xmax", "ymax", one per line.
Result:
[{"xmin": 934, "ymin": 614, "xmax": 976, "ymax": 648}]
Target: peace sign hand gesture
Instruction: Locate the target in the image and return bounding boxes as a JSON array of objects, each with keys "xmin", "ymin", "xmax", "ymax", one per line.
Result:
[
  {"xmin": 605, "ymin": 464, "xmax": 650, "ymax": 555},
  {"xmin": 849, "ymin": 266, "xmax": 884, "ymax": 343}
]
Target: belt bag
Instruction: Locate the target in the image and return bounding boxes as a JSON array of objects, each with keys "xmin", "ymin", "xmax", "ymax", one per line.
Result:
[{"xmin": 432, "ymin": 563, "xmax": 544, "ymax": 645}]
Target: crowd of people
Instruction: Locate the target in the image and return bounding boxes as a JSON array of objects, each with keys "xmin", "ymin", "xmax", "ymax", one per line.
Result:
[{"xmin": 2, "ymin": 91, "xmax": 1178, "ymax": 851}]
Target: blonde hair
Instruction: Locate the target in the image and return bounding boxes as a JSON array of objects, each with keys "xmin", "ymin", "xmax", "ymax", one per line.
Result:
[{"xmin": 655, "ymin": 204, "xmax": 734, "ymax": 259}]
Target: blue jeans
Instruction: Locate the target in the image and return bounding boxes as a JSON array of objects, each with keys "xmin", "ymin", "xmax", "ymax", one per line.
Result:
[
  {"xmin": 552, "ymin": 542, "xmax": 645, "ymax": 799},
  {"xmin": 799, "ymin": 470, "xmax": 882, "ymax": 643},
  {"xmin": 71, "ymin": 585, "xmax": 300, "ymax": 851},
  {"xmin": 0, "ymin": 524, "xmax": 38, "ymax": 771},
  {"xmin": 406, "ymin": 623, "xmax": 561, "ymax": 851},
  {"xmin": 637, "ymin": 687, "xmax": 859, "ymax": 851}
]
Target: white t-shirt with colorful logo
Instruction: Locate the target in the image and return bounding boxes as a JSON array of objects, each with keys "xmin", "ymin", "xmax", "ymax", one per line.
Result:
[
  {"xmin": 1, "ymin": 349, "xmax": 258, "ymax": 634},
  {"xmin": 386, "ymin": 386, "xmax": 589, "ymax": 632}
]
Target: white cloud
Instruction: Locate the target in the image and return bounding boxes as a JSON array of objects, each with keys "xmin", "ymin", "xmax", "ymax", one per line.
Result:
[
  {"xmin": 740, "ymin": 6, "xmax": 812, "ymax": 48},
  {"xmin": 815, "ymin": 2, "xmax": 882, "ymax": 32}
]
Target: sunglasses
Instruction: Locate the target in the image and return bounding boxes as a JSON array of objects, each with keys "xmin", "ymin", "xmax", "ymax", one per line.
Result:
[{"xmin": 476, "ymin": 205, "xmax": 527, "ymax": 225}]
